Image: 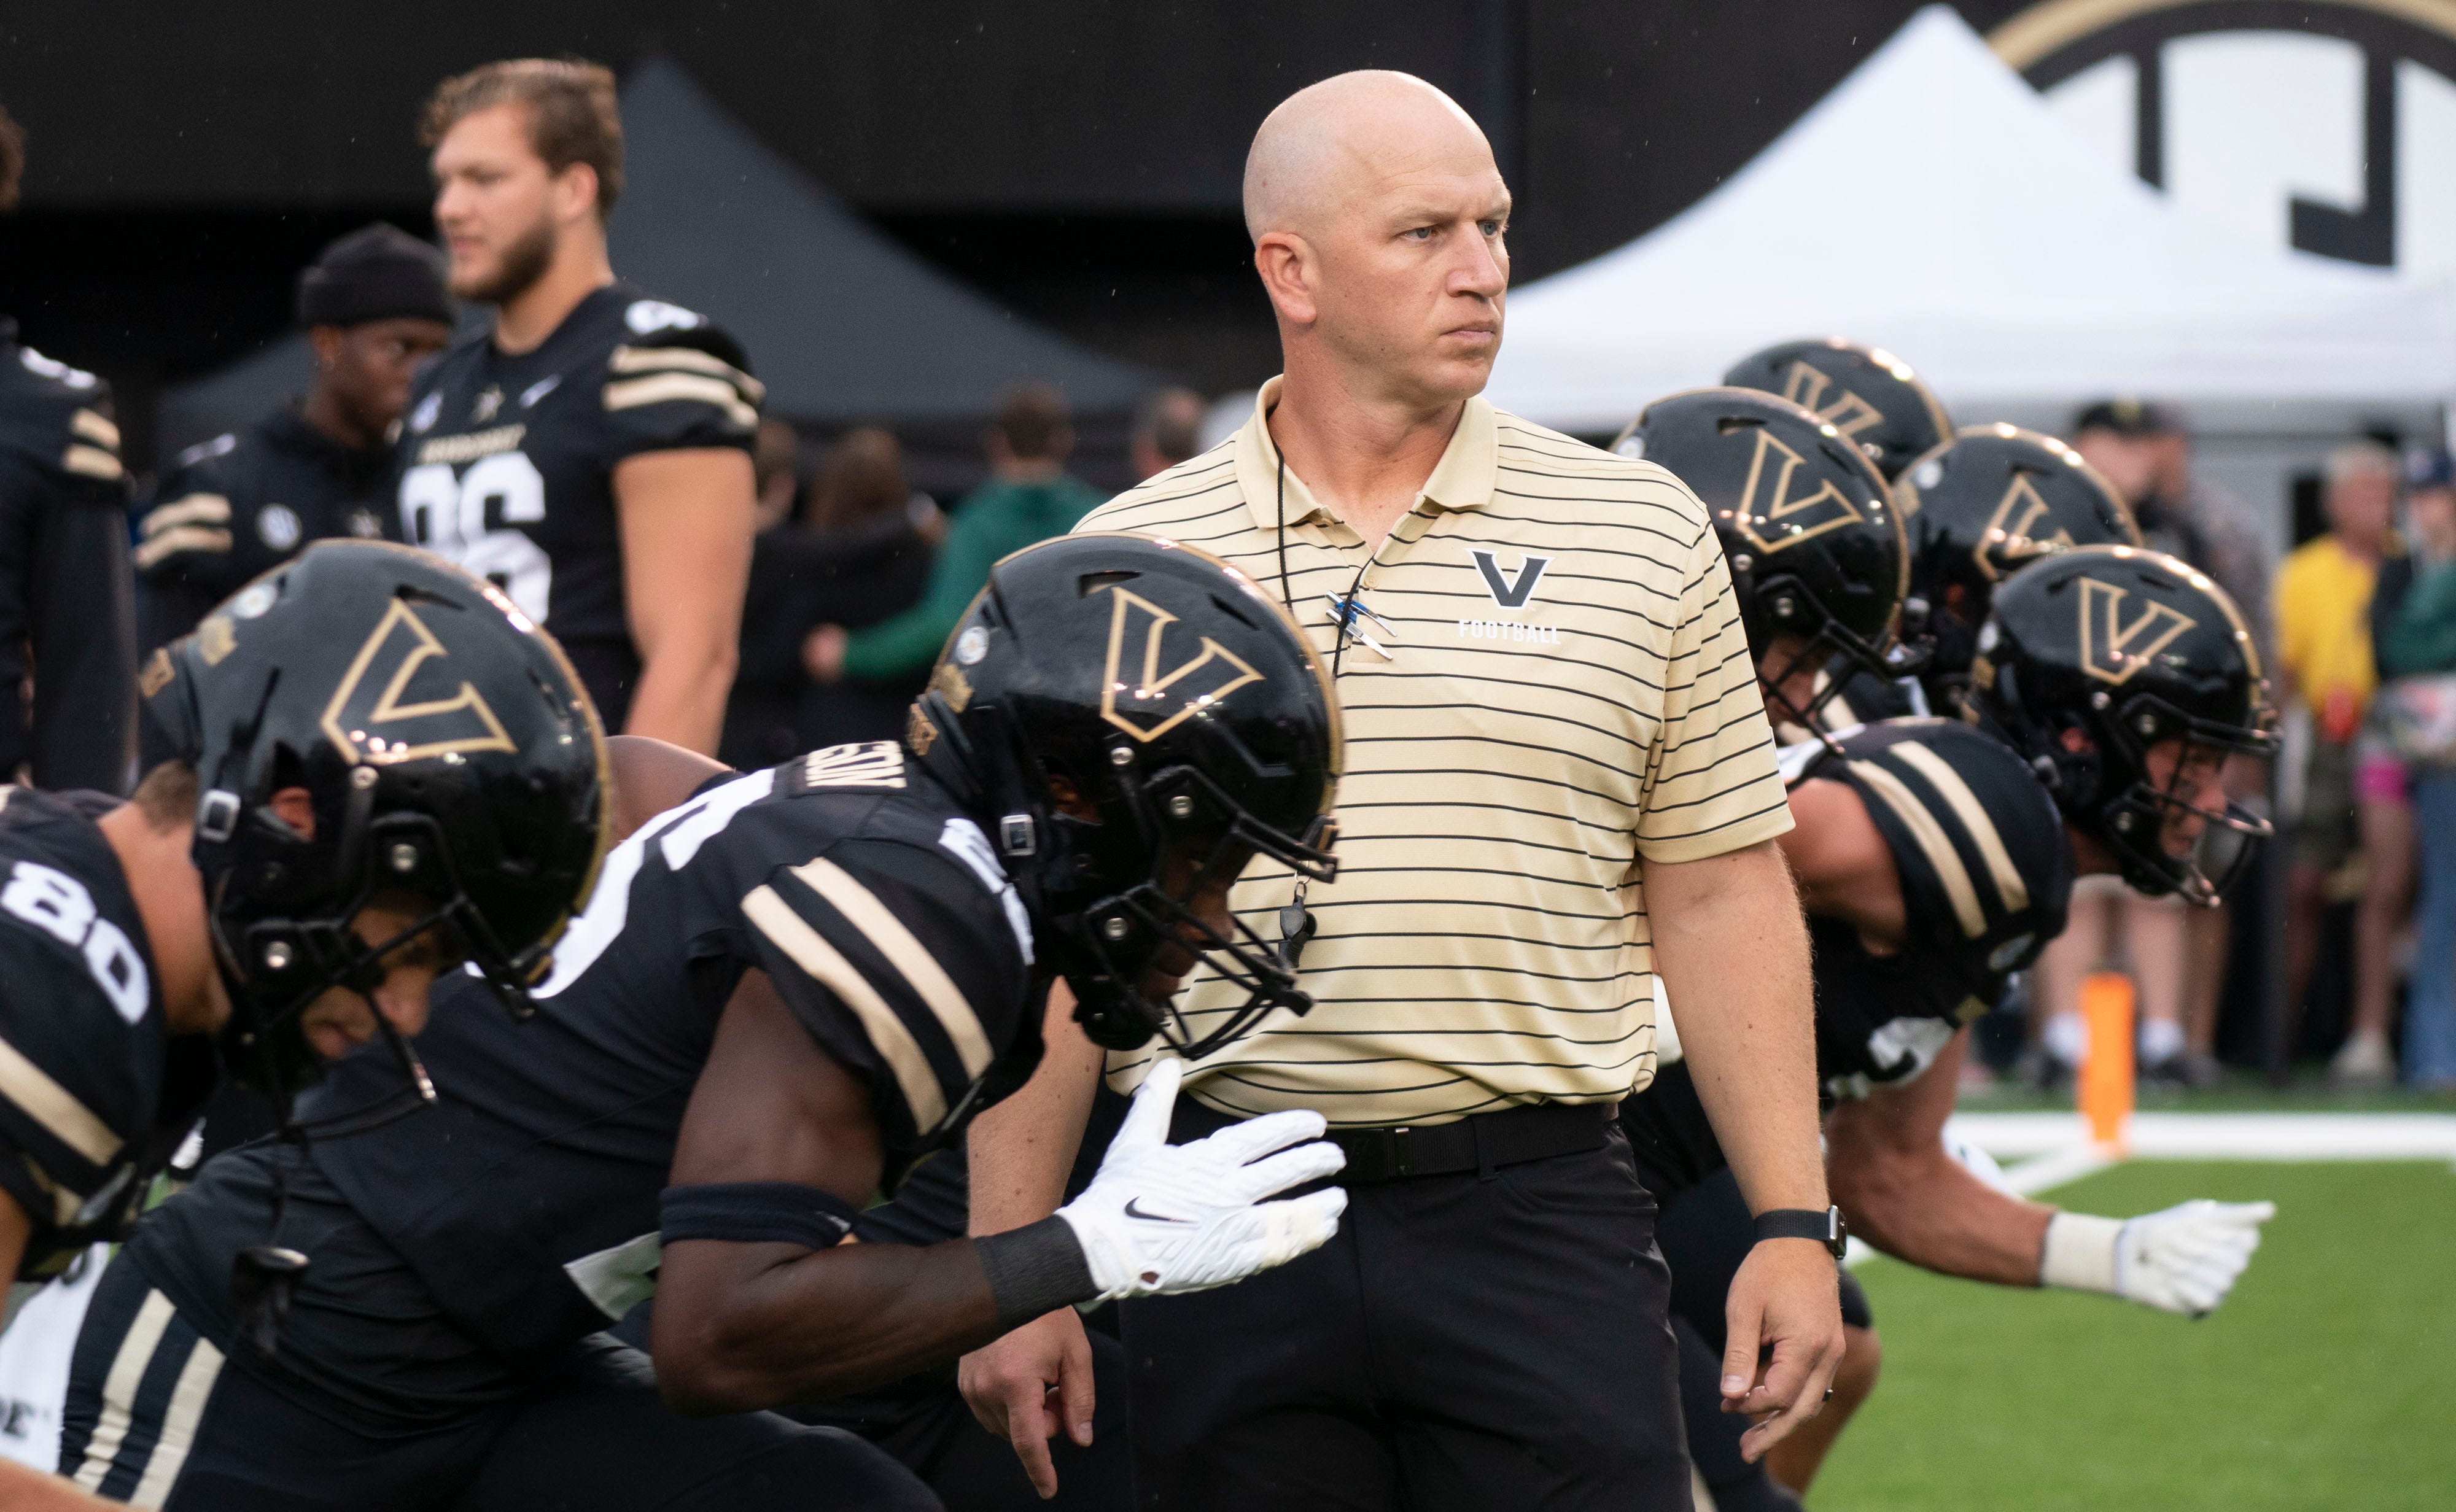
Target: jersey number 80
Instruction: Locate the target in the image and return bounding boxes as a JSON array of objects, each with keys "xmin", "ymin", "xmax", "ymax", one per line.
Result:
[{"xmin": 399, "ymin": 452, "xmax": 553, "ymax": 622}]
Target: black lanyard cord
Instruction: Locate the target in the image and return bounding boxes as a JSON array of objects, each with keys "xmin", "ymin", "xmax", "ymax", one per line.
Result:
[{"xmin": 1276, "ymin": 443, "xmax": 1374, "ymax": 681}]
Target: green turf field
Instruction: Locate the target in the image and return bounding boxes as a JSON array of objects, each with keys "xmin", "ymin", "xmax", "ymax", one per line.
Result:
[{"xmin": 1812, "ymin": 1160, "xmax": 2456, "ymax": 1511}]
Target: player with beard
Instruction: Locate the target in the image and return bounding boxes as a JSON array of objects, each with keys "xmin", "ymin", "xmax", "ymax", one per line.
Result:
[
  {"xmin": 1617, "ymin": 388, "xmax": 2276, "ymax": 1509},
  {"xmin": 56, "ymin": 535, "xmax": 1350, "ymax": 1512},
  {"xmin": 0, "ymin": 101, "xmax": 137, "ymax": 795},
  {"xmin": 397, "ymin": 60, "xmax": 756, "ymax": 754},
  {"xmin": 138, "ymin": 225, "xmax": 454, "ymax": 663},
  {"xmin": 0, "ymin": 541, "xmax": 607, "ymax": 1510}
]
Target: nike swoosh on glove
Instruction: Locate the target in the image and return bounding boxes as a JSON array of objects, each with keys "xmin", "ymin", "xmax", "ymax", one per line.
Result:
[
  {"xmin": 1056, "ymin": 1058, "xmax": 1348, "ymax": 1301},
  {"xmin": 2040, "ymin": 1200, "xmax": 2277, "ymax": 1317}
]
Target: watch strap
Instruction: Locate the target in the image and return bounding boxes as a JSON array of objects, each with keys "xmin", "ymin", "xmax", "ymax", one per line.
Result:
[{"xmin": 1754, "ymin": 1205, "xmax": 1845, "ymax": 1257}]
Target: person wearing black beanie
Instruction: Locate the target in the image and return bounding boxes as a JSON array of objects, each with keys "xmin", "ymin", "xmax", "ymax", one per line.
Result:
[{"xmin": 134, "ymin": 221, "xmax": 454, "ymax": 661}]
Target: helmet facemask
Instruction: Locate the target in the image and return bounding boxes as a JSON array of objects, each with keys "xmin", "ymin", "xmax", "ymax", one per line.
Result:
[
  {"xmin": 1017, "ymin": 748, "xmax": 1337, "ymax": 1060},
  {"xmin": 2085, "ymin": 691, "xmax": 2275, "ymax": 905},
  {"xmin": 1743, "ymin": 567, "xmax": 1905, "ymax": 740}
]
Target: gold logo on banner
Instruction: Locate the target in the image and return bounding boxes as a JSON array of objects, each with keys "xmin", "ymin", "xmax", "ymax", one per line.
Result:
[
  {"xmin": 1976, "ymin": 475, "xmax": 2075, "ymax": 580},
  {"xmin": 2077, "ymin": 578, "xmax": 2196, "ymax": 685},
  {"xmin": 321, "ymin": 599, "xmax": 517, "ymax": 764},
  {"xmin": 1735, "ymin": 425, "xmax": 1866, "ymax": 554},
  {"xmin": 1098, "ymin": 587, "xmax": 1262, "ymax": 743},
  {"xmin": 1780, "ymin": 362, "xmax": 1885, "ymax": 440}
]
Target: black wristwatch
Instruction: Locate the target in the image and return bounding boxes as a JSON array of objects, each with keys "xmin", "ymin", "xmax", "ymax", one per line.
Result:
[{"xmin": 1754, "ymin": 1205, "xmax": 1847, "ymax": 1258}]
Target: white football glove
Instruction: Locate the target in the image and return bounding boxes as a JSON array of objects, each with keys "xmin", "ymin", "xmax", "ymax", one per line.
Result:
[
  {"xmin": 2040, "ymin": 1200, "xmax": 2277, "ymax": 1317},
  {"xmin": 1056, "ymin": 1058, "xmax": 1348, "ymax": 1303}
]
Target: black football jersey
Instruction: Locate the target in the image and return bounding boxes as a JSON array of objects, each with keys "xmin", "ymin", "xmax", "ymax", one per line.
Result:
[
  {"xmin": 1623, "ymin": 718, "xmax": 2069, "ymax": 1199},
  {"xmin": 392, "ymin": 284, "xmax": 760, "ymax": 729},
  {"xmin": 0, "ymin": 788, "xmax": 208, "ymax": 1280},
  {"xmin": 298, "ymin": 742, "xmax": 1036, "ymax": 1368},
  {"xmin": 0, "ymin": 320, "xmax": 138, "ymax": 791},
  {"xmin": 136, "ymin": 407, "xmax": 391, "ymax": 656},
  {"xmin": 1799, "ymin": 718, "xmax": 2071, "ymax": 1097}
]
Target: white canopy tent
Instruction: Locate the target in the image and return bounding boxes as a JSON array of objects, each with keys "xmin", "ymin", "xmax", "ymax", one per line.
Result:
[{"xmin": 1486, "ymin": 5, "xmax": 2456, "ymax": 457}]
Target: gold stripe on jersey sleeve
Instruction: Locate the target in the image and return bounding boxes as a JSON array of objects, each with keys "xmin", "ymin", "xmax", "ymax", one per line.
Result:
[
  {"xmin": 1890, "ymin": 742, "xmax": 2030, "ymax": 915},
  {"xmin": 140, "ymin": 494, "xmax": 231, "ymax": 537},
  {"xmin": 1848, "ymin": 759, "xmax": 1987, "ymax": 938},
  {"xmin": 789, "ymin": 857, "xmax": 993, "ymax": 1078},
  {"xmin": 132, "ymin": 526, "xmax": 233, "ymax": 571},
  {"xmin": 603, "ymin": 371, "xmax": 757, "ymax": 429},
  {"xmin": 63, "ymin": 444, "xmax": 123, "ymax": 481},
  {"xmin": 608, "ymin": 344, "xmax": 769, "ymax": 405},
  {"xmin": 70, "ymin": 1289, "xmax": 175, "ymax": 1492},
  {"xmin": 742, "ymin": 883, "xmax": 948, "ymax": 1130},
  {"xmin": 0, "ymin": 1036, "xmax": 122, "ymax": 1166},
  {"xmin": 70, "ymin": 409, "xmax": 121, "ymax": 451}
]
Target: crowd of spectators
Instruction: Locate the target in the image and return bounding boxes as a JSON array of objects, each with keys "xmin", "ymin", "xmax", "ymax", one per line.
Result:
[{"xmin": 2010, "ymin": 401, "xmax": 2456, "ymax": 1093}]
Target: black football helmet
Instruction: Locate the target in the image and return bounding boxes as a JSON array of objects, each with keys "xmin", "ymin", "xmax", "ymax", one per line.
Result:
[
  {"xmin": 1896, "ymin": 424, "xmax": 2142, "ymax": 701},
  {"xmin": 142, "ymin": 541, "xmax": 610, "ymax": 1093},
  {"xmin": 1723, "ymin": 338, "xmax": 1954, "ymax": 483},
  {"xmin": 1968, "ymin": 546, "xmax": 2275, "ymax": 904},
  {"xmin": 910, "ymin": 533, "xmax": 1341, "ymax": 1058},
  {"xmin": 1614, "ymin": 387, "xmax": 1909, "ymax": 731}
]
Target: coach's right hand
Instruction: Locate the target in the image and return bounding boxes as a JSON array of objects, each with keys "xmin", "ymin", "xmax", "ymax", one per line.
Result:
[{"xmin": 961, "ymin": 1307, "xmax": 1097, "ymax": 1500}]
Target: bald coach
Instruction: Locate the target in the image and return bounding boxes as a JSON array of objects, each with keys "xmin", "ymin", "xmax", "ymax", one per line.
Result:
[{"xmin": 961, "ymin": 71, "xmax": 1843, "ymax": 1510}]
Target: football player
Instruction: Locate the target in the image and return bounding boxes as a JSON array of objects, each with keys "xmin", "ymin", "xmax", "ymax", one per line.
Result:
[
  {"xmin": 58, "ymin": 535, "xmax": 1350, "ymax": 1511},
  {"xmin": 0, "ymin": 102, "xmax": 137, "ymax": 794},
  {"xmin": 0, "ymin": 541, "xmax": 605, "ymax": 1510},
  {"xmin": 399, "ymin": 59, "xmax": 758, "ymax": 754},
  {"xmin": 138, "ymin": 225, "xmax": 454, "ymax": 664},
  {"xmin": 1620, "ymin": 386, "xmax": 2276, "ymax": 1510}
]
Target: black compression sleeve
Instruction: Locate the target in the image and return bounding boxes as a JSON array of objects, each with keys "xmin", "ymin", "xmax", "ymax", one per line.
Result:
[{"xmin": 973, "ymin": 1215, "xmax": 1097, "ymax": 1332}]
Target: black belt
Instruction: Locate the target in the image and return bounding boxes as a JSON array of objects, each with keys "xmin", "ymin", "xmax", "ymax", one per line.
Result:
[{"xmin": 1322, "ymin": 1101, "xmax": 1617, "ymax": 1184}]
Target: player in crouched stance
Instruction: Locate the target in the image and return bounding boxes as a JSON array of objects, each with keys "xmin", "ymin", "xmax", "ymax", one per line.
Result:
[
  {"xmin": 1618, "ymin": 386, "xmax": 2275, "ymax": 1510},
  {"xmin": 0, "ymin": 541, "xmax": 607, "ymax": 1510},
  {"xmin": 56, "ymin": 534, "xmax": 1348, "ymax": 1510}
]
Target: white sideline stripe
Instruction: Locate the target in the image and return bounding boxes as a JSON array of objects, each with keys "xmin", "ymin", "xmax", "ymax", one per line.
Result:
[{"xmin": 1943, "ymin": 1112, "xmax": 2456, "ymax": 1162}]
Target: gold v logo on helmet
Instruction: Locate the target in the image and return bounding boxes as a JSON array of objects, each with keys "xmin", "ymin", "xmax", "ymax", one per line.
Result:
[
  {"xmin": 1977, "ymin": 474, "xmax": 2074, "ymax": 580},
  {"xmin": 1779, "ymin": 362, "xmax": 1884, "ymax": 439},
  {"xmin": 1735, "ymin": 425, "xmax": 1865, "ymax": 554},
  {"xmin": 1098, "ymin": 587, "xmax": 1264, "ymax": 743},
  {"xmin": 2077, "ymin": 578, "xmax": 2196, "ymax": 685},
  {"xmin": 321, "ymin": 598, "xmax": 518, "ymax": 764}
]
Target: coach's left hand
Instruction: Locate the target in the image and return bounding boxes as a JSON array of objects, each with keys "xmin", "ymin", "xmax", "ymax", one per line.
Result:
[{"xmin": 1720, "ymin": 1236, "xmax": 1845, "ymax": 1461}]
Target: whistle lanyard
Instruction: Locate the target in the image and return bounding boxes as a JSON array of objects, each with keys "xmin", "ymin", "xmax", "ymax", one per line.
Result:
[{"xmin": 1275, "ymin": 448, "xmax": 1393, "ymax": 680}]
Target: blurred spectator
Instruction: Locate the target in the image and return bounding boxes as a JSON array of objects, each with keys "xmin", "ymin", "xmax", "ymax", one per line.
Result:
[
  {"xmin": 1130, "ymin": 386, "xmax": 1208, "ymax": 480},
  {"xmin": 2275, "ymin": 441, "xmax": 2400, "ymax": 1048},
  {"xmin": 0, "ymin": 101, "xmax": 136, "ymax": 794},
  {"xmin": 136, "ymin": 223, "xmax": 453, "ymax": 661},
  {"xmin": 720, "ymin": 426, "xmax": 933, "ymax": 768},
  {"xmin": 805, "ymin": 384, "xmax": 1102, "ymax": 687},
  {"xmin": 2374, "ymin": 449, "xmax": 2456, "ymax": 1089}
]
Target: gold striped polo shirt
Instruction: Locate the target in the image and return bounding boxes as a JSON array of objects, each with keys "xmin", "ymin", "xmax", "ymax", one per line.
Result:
[{"xmin": 1076, "ymin": 378, "xmax": 1793, "ymax": 1126}]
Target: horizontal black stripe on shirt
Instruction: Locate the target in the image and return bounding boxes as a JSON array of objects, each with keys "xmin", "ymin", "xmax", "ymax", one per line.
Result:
[
  {"xmin": 1323, "ymin": 765, "xmax": 1664, "ymax": 810},
  {"xmin": 1628, "ymin": 795, "xmax": 1792, "ymax": 842},
  {"xmin": 1225, "ymin": 892, "xmax": 1652, "ymax": 929},
  {"xmin": 1340, "ymin": 731, "xmax": 1647, "ymax": 780},
  {"xmin": 1274, "ymin": 828, "xmax": 1634, "ymax": 865},
  {"xmin": 1335, "ymin": 698, "xmax": 1652, "ymax": 756}
]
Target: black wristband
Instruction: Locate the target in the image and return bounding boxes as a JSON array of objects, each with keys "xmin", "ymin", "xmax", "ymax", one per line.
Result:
[
  {"xmin": 1754, "ymin": 1205, "xmax": 1846, "ymax": 1258},
  {"xmin": 661, "ymin": 1183, "xmax": 861, "ymax": 1250},
  {"xmin": 974, "ymin": 1215, "xmax": 1098, "ymax": 1332}
]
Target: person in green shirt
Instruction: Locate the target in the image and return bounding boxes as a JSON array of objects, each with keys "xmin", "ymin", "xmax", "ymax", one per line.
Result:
[{"xmin": 806, "ymin": 384, "xmax": 1105, "ymax": 686}]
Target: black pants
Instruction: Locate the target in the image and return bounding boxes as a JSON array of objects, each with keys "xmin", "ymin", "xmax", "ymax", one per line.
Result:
[
  {"xmin": 1120, "ymin": 1101, "xmax": 1688, "ymax": 1511},
  {"xmin": 60, "ymin": 1246, "xmax": 938, "ymax": 1512},
  {"xmin": 1656, "ymin": 1166, "xmax": 1873, "ymax": 1512}
]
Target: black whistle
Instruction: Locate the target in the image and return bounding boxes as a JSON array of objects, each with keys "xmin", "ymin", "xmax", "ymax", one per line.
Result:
[
  {"xmin": 1277, "ymin": 899, "xmax": 1316, "ymax": 971},
  {"xmin": 231, "ymin": 1244, "xmax": 309, "ymax": 1359}
]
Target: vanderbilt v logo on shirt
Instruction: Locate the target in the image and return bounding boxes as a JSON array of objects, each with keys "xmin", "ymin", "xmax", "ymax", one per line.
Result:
[
  {"xmin": 321, "ymin": 599, "xmax": 518, "ymax": 764},
  {"xmin": 1100, "ymin": 587, "xmax": 1264, "ymax": 743},
  {"xmin": 1469, "ymin": 549, "xmax": 1551, "ymax": 608},
  {"xmin": 2077, "ymin": 577, "xmax": 2197, "ymax": 685}
]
